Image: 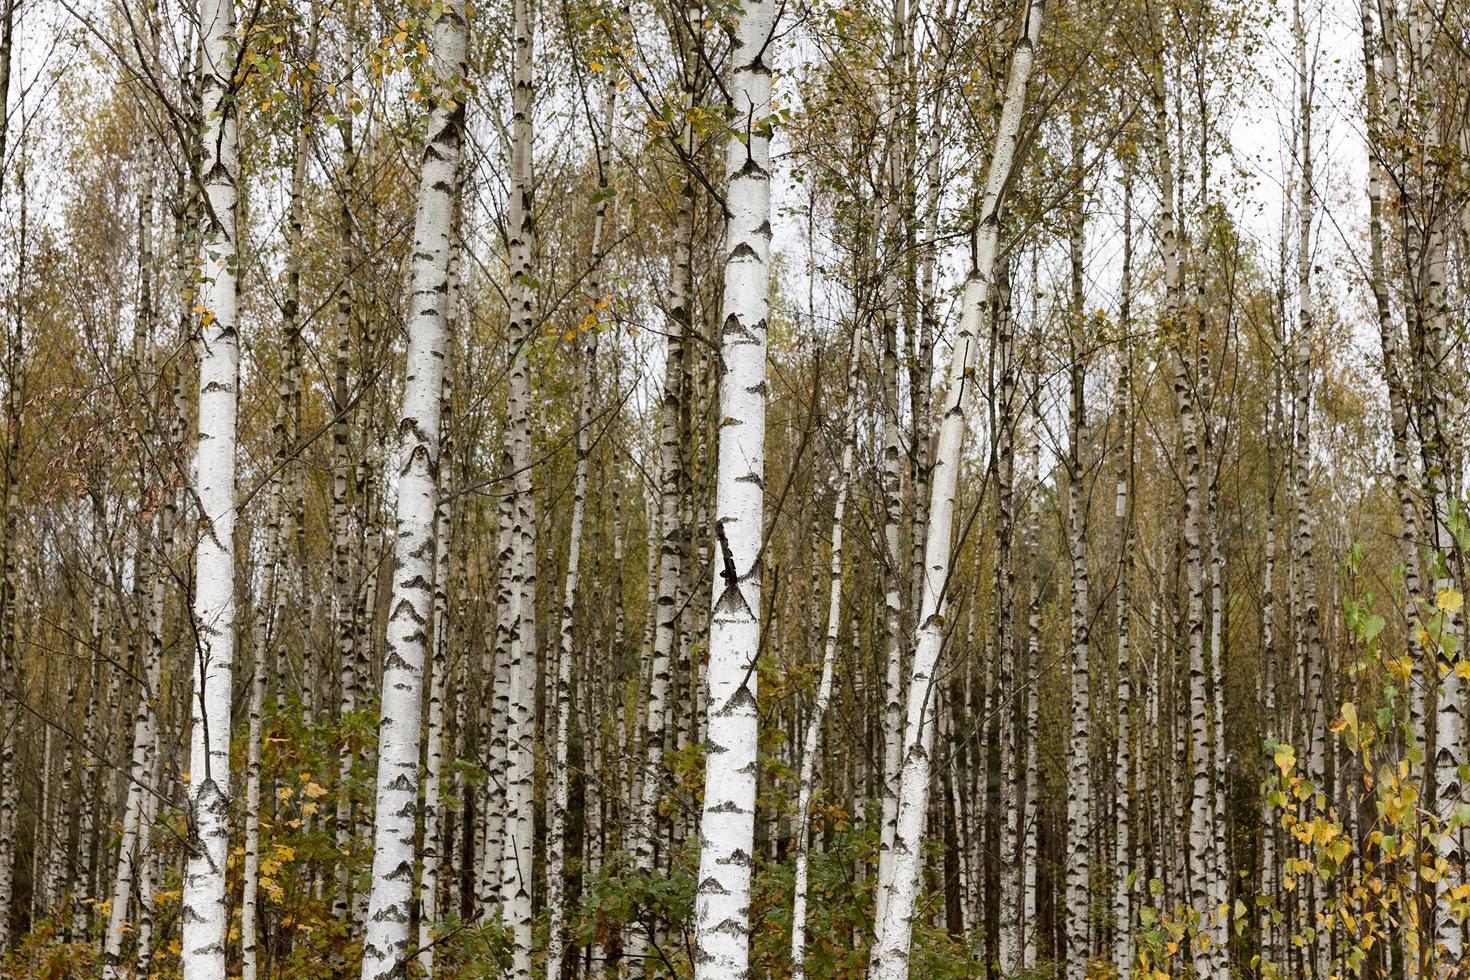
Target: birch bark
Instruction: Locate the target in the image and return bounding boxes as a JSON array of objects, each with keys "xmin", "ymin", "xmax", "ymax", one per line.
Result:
[
  {"xmin": 240, "ymin": 442, "xmax": 283, "ymax": 980},
  {"xmin": 631, "ymin": 94, "xmax": 694, "ymax": 974},
  {"xmin": 497, "ymin": 0, "xmax": 538, "ymax": 972},
  {"xmin": 994, "ymin": 252, "xmax": 1024, "ymax": 975},
  {"xmin": 241, "ymin": 59, "xmax": 313, "ymax": 974},
  {"xmin": 1022, "ymin": 292, "xmax": 1042, "ymax": 974},
  {"xmin": 1112, "ymin": 163, "xmax": 1135, "ymax": 978},
  {"xmin": 691, "ymin": 0, "xmax": 777, "ymax": 967},
  {"xmin": 417, "ymin": 188, "xmax": 461, "ymax": 980},
  {"xmin": 869, "ymin": 3, "xmax": 1044, "ymax": 974},
  {"xmin": 791, "ymin": 335, "xmax": 858, "ymax": 979},
  {"xmin": 181, "ymin": 0, "xmax": 240, "ymax": 970},
  {"xmin": 358, "ymin": 2, "xmax": 464, "ymax": 973},
  {"xmin": 546, "ymin": 75, "xmax": 615, "ymax": 978},
  {"xmin": 1148, "ymin": 41, "xmax": 1219, "ymax": 974},
  {"xmin": 1063, "ymin": 130, "xmax": 1091, "ymax": 980},
  {"xmin": 331, "ymin": 93, "xmax": 360, "ymax": 922},
  {"xmin": 872, "ymin": 0, "xmax": 913, "ymax": 934},
  {"xmin": 1359, "ymin": 0, "xmax": 1424, "ymax": 723}
]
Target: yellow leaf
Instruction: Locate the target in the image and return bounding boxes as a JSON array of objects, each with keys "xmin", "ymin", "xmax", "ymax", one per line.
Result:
[
  {"xmin": 1275, "ymin": 747, "xmax": 1296, "ymax": 774},
  {"xmin": 1438, "ymin": 588, "xmax": 1464, "ymax": 613},
  {"xmin": 304, "ymin": 781, "xmax": 328, "ymax": 799}
]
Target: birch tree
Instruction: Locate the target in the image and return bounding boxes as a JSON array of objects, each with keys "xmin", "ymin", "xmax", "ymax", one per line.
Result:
[
  {"xmin": 869, "ymin": 2, "xmax": 1044, "ymax": 974},
  {"xmin": 496, "ymin": 0, "xmax": 538, "ymax": 971},
  {"xmin": 358, "ymin": 1, "xmax": 466, "ymax": 973},
  {"xmin": 545, "ymin": 66, "xmax": 617, "ymax": 978},
  {"xmin": 1062, "ymin": 121, "xmax": 1092, "ymax": 980},
  {"xmin": 691, "ymin": 0, "xmax": 778, "ymax": 967},
  {"xmin": 180, "ymin": 0, "xmax": 241, "ymax": 971},
  {"xmin": 1112, "ymin": 159, "xmax": 1135, "ymax": 977},
  {"xmin": 6, "ymin": 0, "xmax": 1470, "ymax": 975},
  {"xmin": 790, "ymin": 333, "xmax": 859, "ymax": 979}
]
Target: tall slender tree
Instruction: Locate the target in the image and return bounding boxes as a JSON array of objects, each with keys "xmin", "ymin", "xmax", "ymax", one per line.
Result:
[
  {"xmin": 690, "ymin": 0, "xmax": 778, "ymax": 967},
  {"xmin": 869, "ymin": 2, "xmax": 1045, "ymax": 975},
  {"xmin": 180, "ymin": 0, "xmax": 241, "ymax": 971},
  {"xmin": 358, "ymin": 0, "xmax": 466, "ymax": 972}
]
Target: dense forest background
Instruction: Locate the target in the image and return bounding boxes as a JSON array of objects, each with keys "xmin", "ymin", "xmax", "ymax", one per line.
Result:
[{"xmin": 0, "ymin": 0, "xmax": 1466, "ymax": 976}]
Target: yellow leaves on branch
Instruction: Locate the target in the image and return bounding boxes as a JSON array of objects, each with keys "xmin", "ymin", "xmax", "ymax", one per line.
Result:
[
  {"xmin": 1438, "ymin": 588, "xmax": 1464, "ymax": 613},
  {"xmin": 257, "ymin": 844, "xmax": 296, "ymax": 903}
]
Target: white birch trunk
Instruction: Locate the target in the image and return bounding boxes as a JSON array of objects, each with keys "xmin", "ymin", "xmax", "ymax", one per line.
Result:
[
  {"xmin": 995, "ymin": 256, "xmax": 1024, "ymax": 975},
  {"xmin": 1149, "ymin": 45, "xmax": 1222, "ymax": 975},
  {"xmin": 630, "ymin": 108, "xmax": 694, "ymax": 975},
  {"xmin": 73, "ymin": 532, "xmax": 105, "ymax": 937},
  {"xmin": 691, "ymin": 0, "xmax": 777, "ymax": 968},
  {"xmin": 33, "ymin": 696, "xmax": 52, "ymax": 919},
  {"xmin": 241, "ymin": 77, "xmax": 312, "ymax": 972},
  {"xmin": 872, "ymin": 9, "xmax": 913, "ymax": 927},
  {"xmin": 1113, "ymin": 166, "xmax": 1135, "ymax": 978},
  {"xmin": 1063, "ymin": 136, "xmax": 1092, "ymax": 980},
  {"xmin": 791, "ymin": 337, "xmax": 859, "ymax": 979},
  {"xmin": 869, "ymin": 4, "xmax": 1044, "ymax": 974},
  {"xmin": 101, "ymin": 166, "xmax": 163, "ymax": 980},
  {"xmin": 417, "ymin": 191, "xmax": 461, "ymax": 980},
  {"xmin": 239, "ymin": 492, "xmax": 277, "ymax": 980},
  {"xmin": 1427, "ymin": 217, "xmax": 1463, "ymax": 964},
  {"xmin": 481, "ymin": 518, "xmax": 511, "ymax": 910},
  {"xmin": 329, "ymin": 381, "xmax": 355, "ymax": 912},
  {"xmin": 101, "ymin": 637, "xmax": 157, "ymax": 978},
  {"xmin": 181, "ymin": 0, "xmax": 240, "ymax": 970},
  {"xmin": 330, "ymin": 96, "xmax": 360, "ymax": 923},
  {"xmin": 546, "ymin": 83, "xmax": 614, "ymax": 966},
  {"xmin": 545, "ymin": 364, "xmax": 587, "ymax": 977},
  {"xmin": 1208, "ymin": 484, "xmax": 1229, "ymax": 951},
  {"xmin": 873, "ymin": 291, "xmax": 907, "ymax": 947},
  {"xmin": 1360, "ymin": 0, "xmax": 1424, "ymax": 738},
  {"xmin": 498, "ymin": 0, "xmax": 537, "ymax": 972},
  {"xmin": 1022, "ymin": 399, "xmax": 1042, "ymax": 972},
  {"xmin": 358, "ymin": 3, "xmax": 464, "ymax": 972}
]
